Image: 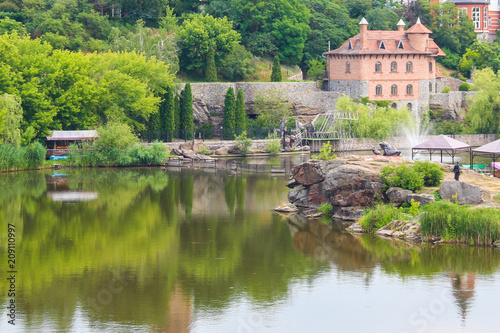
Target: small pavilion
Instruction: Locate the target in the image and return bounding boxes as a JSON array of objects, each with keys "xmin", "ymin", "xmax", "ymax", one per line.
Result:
[
  {"xmin": 46, "ymin": 130, "xmax": 98, "ymax": 157},
  {"xmin": 472, "ymin": 138, "xmax": 500, "ymax": 177},
  {"xmin": 412, "ymin": 134, "xmax": 471, "ymax": 163}
]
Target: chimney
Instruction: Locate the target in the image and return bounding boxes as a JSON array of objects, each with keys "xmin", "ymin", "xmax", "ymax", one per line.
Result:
[
  {"xmin": 397, "ymin": 19, "xmax": 405, "ymax": 32},
  {"xmin": 359, "ymin": 17, "xmax": 368, "ymax": 48}
]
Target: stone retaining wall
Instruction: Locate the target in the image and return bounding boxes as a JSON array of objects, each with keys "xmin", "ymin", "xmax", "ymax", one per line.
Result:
[{"xmin": 181, "ymin": 82, "xmax": 342, "ymax": 113}]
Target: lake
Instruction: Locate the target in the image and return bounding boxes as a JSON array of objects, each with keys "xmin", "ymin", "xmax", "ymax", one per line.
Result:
[{"xmin": 1, "ymin": 160, "xmax": 499, "ymax": 333}]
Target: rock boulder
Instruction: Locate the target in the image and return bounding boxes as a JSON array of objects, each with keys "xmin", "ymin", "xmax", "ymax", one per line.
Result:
[
  {"xmin": 386, "ymin": 187, "xmax": 412, "ymax": 205},
  {"xmin": 375, "ymin": 220, "xmax": 421, "ymax": 240},
  {"xmin": 439, "ymin": 181, "xmax": 492, "ymax": 205},
  {"xmin": 291, "ymin": 161, "xmax": 325, "ymax": 186},
  {"xmin": 406, "ymin": 194, "xmax": 435, "ymax": 206}
]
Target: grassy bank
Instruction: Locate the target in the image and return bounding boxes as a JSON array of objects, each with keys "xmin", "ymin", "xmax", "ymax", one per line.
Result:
[
  {"xmin": 420, "ymin": 200, "xmax": 500, "ymax": 246},
  {"xmin": 0, "ymin": 143, "xmax": 46, "ymax": 172}
]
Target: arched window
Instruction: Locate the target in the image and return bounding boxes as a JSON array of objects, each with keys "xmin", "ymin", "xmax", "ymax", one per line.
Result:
[
  {"xmin": 406, "ymin": 84, "xmax": 413, "ymax": 95},
  {"xmin": 406, "ymin": 61, "xmax": 413, "ymax": 72},
  {"xmin": 391, "ymin": 84, "xmax": 398, "ymax": 95},
  {"xmin": 391, "ymin": 61, "xmax": 397, "ymax": 72},
  {"xmin": 376, "ymin": 85, "xmax": 382, "ymax": 95},
  {"xmin": 429, "ymin": 82, "xmax": 433, "ymax": 92},
  {"xmin": 407, "ymin": 103, "xmax": 412, "ymax": 111},
  {"xmin": 429, "ymin": 62, "xmax": 432, "ymax": 72},
  {"xmin": 375, "ymin": 62, "xmax": 381, "ymax": 72},
  {"xmin": 346, "ymin": 61, "xmax": 351, "ymax": 72}
]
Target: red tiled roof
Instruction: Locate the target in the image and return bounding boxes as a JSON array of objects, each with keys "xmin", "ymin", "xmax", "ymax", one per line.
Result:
[
  {"xmin": 406, "ymin": 22, "xmax": 433, "ymax": 34},
  {"xmin": 323, "ymin": 25, "xmax": 444, "ymax": 57}
]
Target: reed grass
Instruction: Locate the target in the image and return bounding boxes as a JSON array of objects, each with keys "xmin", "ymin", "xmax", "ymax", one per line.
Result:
[
  {"xmin": 0, "ymin": 143, "xmax": 46, "ymax": 171},
  {"xmin": 421, "ymin": 200, "xmax": 500, "ymax": 246},
  {"xmin": 359, "ymin": 203, "xmax": 411, "ymax": 232}
]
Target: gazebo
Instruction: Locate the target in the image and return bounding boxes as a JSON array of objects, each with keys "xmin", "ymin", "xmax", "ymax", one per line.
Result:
[
  {"xmin": 412, "ymin": 134, "xmax": 471, "ymax": 163},
  {"xmin": 472, "ymin": 138, "xmax": 500, "ymax": 177}
]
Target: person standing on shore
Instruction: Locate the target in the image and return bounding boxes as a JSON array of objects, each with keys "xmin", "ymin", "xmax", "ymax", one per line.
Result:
[{"xmin": 453, "ymin": 162, "xmax": 461, "ymax": 181}]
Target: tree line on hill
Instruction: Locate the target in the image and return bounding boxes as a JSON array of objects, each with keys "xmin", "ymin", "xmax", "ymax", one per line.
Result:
[{"xmin": 1, "ymin": 0, "xmax": 499, "ymax": 147}]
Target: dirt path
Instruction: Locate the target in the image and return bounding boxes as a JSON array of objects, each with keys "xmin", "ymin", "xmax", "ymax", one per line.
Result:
[{"xmin": 341, "ymin": 155, "xmax": 500, "ymax": 198}]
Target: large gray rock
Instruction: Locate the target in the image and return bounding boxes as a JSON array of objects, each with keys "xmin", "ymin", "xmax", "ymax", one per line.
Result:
[
  {"xmin": 439, "ymin": 181, "xmax": 492, "ymax": 205},
  {"xmin": 375, "ymin": 220, "xmax": 421, "ymax": 240},
  {"xmin": 406, "ymin": 194, "xmax": 435, "ymax": 206},
  {"xmin": 291, "ymin": 161, "xmax": 325, "ymax": 186},
  {"xmin": 323, "ymin": 164, "xmax": 384, "ymax": 207},
  {"xmin": 192, "ymin": 98, "xmax": 211, "ymax": 127},
  {"xmin": 287, "ymin": 185, "xmax": 309, "ymax": 207},
  {"xmin": 386, "ymin": 187, "xmax": 412, "ymax": 205}
]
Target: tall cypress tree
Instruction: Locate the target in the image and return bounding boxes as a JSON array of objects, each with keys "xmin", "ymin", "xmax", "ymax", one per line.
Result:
[
  {"xmin": 160, "ymin": 85, "xmax": 175, "ymax": 142},
  {"xmin": 235, "ymin": 88, "xmax": 246, "ymax": 134},
  {"xmin": 174, "ymin": 94, "xmax": 181, "ymax": 133},
  {"xmin": 180, "ymin": 83, "xmax": 194, "ymax": 140},
  {"xmin": 148, "ymin": 110, "xmax": 160, "ymax": 141},
  {"xmin": 271, "ymin": 55, "xmax": 282, "ymax": 82},
  {"xmin": 205, "ymin": 46, "xmax": 217, "ymax": 82},
  {"xmin": 222, "ymin": 87, "xmax": 236, "ymax": 139}
]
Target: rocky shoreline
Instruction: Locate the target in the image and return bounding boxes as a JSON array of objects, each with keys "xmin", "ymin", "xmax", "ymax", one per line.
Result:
[{"xmin": 283, "ymin": 155, "xmax": 500, "ymax": 246}]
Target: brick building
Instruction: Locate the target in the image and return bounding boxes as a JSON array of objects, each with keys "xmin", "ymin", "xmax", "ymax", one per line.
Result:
[
  {"xmin": 448, "ymin": 0, "xmax": 496, "ymax": 41},
  {"xmin": 323, "ymin": 18, "xmax": 445, "ymax": 115}
]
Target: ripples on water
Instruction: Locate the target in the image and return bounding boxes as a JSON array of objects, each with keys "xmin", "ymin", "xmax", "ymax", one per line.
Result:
[{"xmin": 0, "ymin": 161, "xmax": 499, "ymax": 333}]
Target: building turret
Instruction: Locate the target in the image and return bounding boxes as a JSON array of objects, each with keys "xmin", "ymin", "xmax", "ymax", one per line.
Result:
[{"xmin": 405, "ymin": 18, "xmax": 432, "ymax": 52}]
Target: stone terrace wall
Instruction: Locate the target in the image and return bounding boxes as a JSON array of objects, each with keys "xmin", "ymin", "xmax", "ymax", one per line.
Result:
[
  {"xmin": 180, "ymin": 82, "xmax": 342, "ymax": 113},
  {"xmin": 351, "ymin": 134, "xmax": 496, "ymax": 151},
  {"xmin": 436, "ymin": 77, "xmax": 464, "ymax": 92},
  {"xmin": 429, "ymin": 91, "xmax": 475, "ymax": 111}
]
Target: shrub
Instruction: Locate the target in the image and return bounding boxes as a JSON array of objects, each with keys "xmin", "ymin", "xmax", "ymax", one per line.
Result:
[
  {"xmin": 441, "ymin": 86, "xmax": 451, "ymax": 93},
  {"xmin": 311, "ymin": 142, "xmax": 337, "ymax": 160},
  {"xmin": 359, "ymin": 203, "xmax": 411, "ymax": 232},
  {"xmin": 235, "ymin": 131, "xmax": 252, "ymax": 156},
  {"xmin": 265, "ymin": 131, "xmax": 281, "ymax": 154},
  {"xmin": 316, "ymin": 202, "xmax": 333, "ymax": 215},
  {"xmin": 458, "ymin": 82, "xmax": 471, "ymax": 91},
  {"xmin": 413, "ymin": 161, "xmax": 444, "ymax": 187},
  {"xmin": 380, "ymin": 163, "xmax": 424, "ymax": 191}
]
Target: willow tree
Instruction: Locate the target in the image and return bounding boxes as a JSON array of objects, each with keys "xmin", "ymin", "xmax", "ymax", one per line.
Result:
[
  {"xmin": 466, "ymin": 68, "xmax": 500, "ymax": 135},
  {"xmin": 222, "ymin": 87, "xmax": 236, "ymax": 139}
]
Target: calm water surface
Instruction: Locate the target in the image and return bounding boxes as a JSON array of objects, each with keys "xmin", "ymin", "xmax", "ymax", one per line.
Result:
[{"xmin": 0, "ymin": 158, "xmax": 499, "ymax": 333}]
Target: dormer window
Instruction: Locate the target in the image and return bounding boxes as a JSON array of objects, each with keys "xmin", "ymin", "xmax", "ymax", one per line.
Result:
[
  {"xmin": 397, "ymin": 40, "xmax": 404, "ymax": 49},
  {"xmin": 379, "ymin": 40, "xmax": 386, "ymax": 50},
  {"xmin": 348, "ymin": 40, "xmax": 353, "ymax": 50}
]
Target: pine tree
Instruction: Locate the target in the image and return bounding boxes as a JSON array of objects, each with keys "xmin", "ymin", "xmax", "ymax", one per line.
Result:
[
  {"xmin": 235, "ymin": 88, "xmax": 246, "ymax": 134},
  {"xmin": 271, "ymin": 55, "xmax": 282, "ymax": 82},
  {"xmin": 180, "ymin": 83, "xmax": 194, "ymax": 140},
  {"xmin": 159, "ymin": 85, "xmax": 175, "ymax": 142},
  {"xmin": 222, "ymin": 87, "xmax": 236, "ymax": 139},
  {"xmin": 205, "ymin": 46, "xmax": 217, "ymax": 82},
  {"xmin": 174, "ymin": 94, "xmax": 181, "ymax": 133}
]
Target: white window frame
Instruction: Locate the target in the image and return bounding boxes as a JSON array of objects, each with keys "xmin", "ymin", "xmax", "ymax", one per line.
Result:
[
  {"xmin": 391, "ymin": 84, "xmax": 398, "ymax": 95},
  {"xmin": 472, "ymin": 7, "xmax": 480, "ymax": 29},
  {"xmin": 484, "ymin": 7, "xmax": 488, "ymax": 29}
]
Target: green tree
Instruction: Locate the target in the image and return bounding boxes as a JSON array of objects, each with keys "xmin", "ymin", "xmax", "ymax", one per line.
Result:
[
  {"xmin": 205, "ymin": 46, "xmax": 217, "ymax": 82},
  {"xmin": 466, "ymin": 68, "xmax": 500, "ymax": 135},
  {"xmin": 300, "ymin": 0, "xmax": 356, "ymax": 68},
  {"xmin": 0, "ymin": 93, "xmax": 22, "ymax": 146},
  {"xmin": 147, "ymin": 110, "xmax": 160, "ymax": 140},
  {"xmin": 160, "ymin": 85, "xmax": 175, "ymax": 141},
  {"xmin": 222, "ymin": 87, "xmax": 236, "ymax": 139},
  {"xmin": 342, "ymin": 0, "xmax": 373, "ymax": 19},
  {"xmin": 235, "ymin": 88, "xmax": 246, "ymax": 134},
  {"xmin": 307, "ymin": 58, "xmax": 325, "ymax": 81},
  {"xmin": 365, "ymin": 8, "xmax": 399, "ymax": 30},
  {"xmin": 458, "ymin": 42, "xmax": 500, "ymax": 78},
  {"xmin": 206, "ymin": 0, "xmax": 310, "ymax": 64},
  {"xmin": 271, "ymin": 55, "xmax": 282, "ymax": 82},
  {"xmin": 219, "ymin": 44, "xmax": 257, "ymax": 81},
  {"xmin": 254, "ymin": 89, "xmax": 292, "ymax": 129},
  {"xmin": 180, "ymin": 83, "xmax": 194, "ymax": 139},
  {"xmin": 177, "ymin": 13, "xmax": 241, "ymax": 75}
]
